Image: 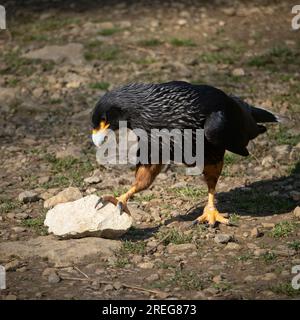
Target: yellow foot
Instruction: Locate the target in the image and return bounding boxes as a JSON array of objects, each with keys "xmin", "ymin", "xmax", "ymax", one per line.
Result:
[
  {"xmin": 193, "ymin": 206, "xmax": 229, "ymax": 227},
  {"xmin": 94, "ymin": 194, "xmax": 131, "ymax": 215}
]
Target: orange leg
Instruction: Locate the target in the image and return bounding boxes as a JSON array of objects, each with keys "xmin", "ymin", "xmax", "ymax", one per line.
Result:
[
  {"xmin": 193, "ymin": 161, "xmax": 229, "ymax": 226},
  {"xmin": 96, "ymin": 164, "xmax": 162, "ymax": 214}
]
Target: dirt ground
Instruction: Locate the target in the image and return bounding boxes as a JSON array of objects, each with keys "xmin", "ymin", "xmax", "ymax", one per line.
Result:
[{"xmin": 0, "ymin": 0, "xmax": 300, "ymax": 300}]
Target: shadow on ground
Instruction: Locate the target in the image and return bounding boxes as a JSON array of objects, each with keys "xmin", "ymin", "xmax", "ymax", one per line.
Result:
[{"xmin": 125, "ymin": 166, "xmax": 299, "ymax": 241}]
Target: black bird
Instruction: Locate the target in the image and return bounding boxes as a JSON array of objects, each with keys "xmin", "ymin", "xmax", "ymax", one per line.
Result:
[{"xmin": 91, "ymin": 81, "xmax": 280, "ymax": 226}]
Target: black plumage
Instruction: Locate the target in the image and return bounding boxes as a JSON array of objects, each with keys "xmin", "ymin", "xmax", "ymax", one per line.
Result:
[
  {"xmin": 91, "ymin": 81, "xmax": 278, "ymax": 165},
  {"xmin": 91, "ymin": 81, "xmax": 281, "ymax": 226}
]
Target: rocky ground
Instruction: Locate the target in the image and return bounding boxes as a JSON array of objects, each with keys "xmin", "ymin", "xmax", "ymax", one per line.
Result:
[{"xmin": 0, "ymin": 0, "xmax": 300, "ymax": 300}]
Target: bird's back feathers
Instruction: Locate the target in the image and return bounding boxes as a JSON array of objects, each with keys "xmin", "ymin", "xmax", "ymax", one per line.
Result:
[{"xmin": 95, "ymin": 81, "xmax": 280, "ymax": 158}]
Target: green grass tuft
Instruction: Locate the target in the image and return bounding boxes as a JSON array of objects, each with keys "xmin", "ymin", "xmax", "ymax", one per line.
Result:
[
  {"xmin": 270, "ymin": 221, "xmax": 295, "ymax": 239},
  {"xmin": 170, "ymin": 38, "xmax": 196, "ymax": 47},
  {"xmin": 151, "ymin": 269, "xmax": 203, "ymax": 291},
  {"xmin": 288, "ymin": 240, "xmax": 300, "ymax": 251},
  {"xmin": 268, "ymin": 127, "xmax": 300, "ymax": 146},
  {"xmin": 138, "ymin": 39, "xmax": 163, "ymax": 47},
  {"xmin": 271, "ymin": 283, "xmax": 300, "ymax": 297},
  {"xmin": 84, "ymin": 42, "xmax": 121, "ymax": 61},
  {"xmin": 43, "ymin": 154, "xmax": 93, "ymax": 188},
  {"xmin": 98, "ymin": 28, "xmax": 121, "ymax": 36},
  {"xmin": 121, "ymin": 240, "xmax": 146, "ymax": 255},
  {"xmin": 170, "ymin": 186, "xmax": 206, "ymax": 200},
  {"xmin": 156, "ymin": 228, "xmax": 193, "ymax": 245},
  {"xmin": 261, "ymin": 251, "xmax": 277, "ymax": 264},
  {"xmin": 22, "ymin": 215, "xmax": 47, "ymax": 235},
  {"xmin": 0, "ymin": 197, "xmax": 21, "ymax": 214},
  {"xmin": 200, "ymin": 52, "xmax": 235, "ymax": 65},
  {"xmin": 89, "ymin": 82, "xmax": 110, "ymax": 90},
  {"xmin": 247, "ymin": 46, "xmax": 299, "ymax": 69}
]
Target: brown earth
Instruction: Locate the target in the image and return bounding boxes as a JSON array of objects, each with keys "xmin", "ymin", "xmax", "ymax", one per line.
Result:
[{"xmin": 0, "ymin": 0, "xmax": 300, "ymax": 300}]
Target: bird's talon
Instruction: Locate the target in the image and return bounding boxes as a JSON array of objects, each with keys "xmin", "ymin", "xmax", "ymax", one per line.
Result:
[
  {"xmin": 94, "ymin": 197, "xmax": 104, "ymax": 210},
  {"xmin": 116, "ymin": 201, "xmax": 123, "ymax": 214},
  {"xmin": 194, "ymin": 206, "xmax": 229, "ymax": 227}
]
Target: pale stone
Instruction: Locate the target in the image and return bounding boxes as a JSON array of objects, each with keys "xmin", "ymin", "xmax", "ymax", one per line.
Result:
[
  {"xmin": 225, "ymin": 243, "xmax": 241, "ymax": 250},
  {"xmin": 44, "ymin": 187, "xmax": 82, "ymax": 209},
  {"xmin": 22, "ymin": 43, "xmax": 84, "ymax": 65},
  {"xmin": 137, "ymin": 262, "xmax": 155, "ymax": 269},
  {"xmin": 294, "ymin": 206, "xmax": 300, "ymax": 218},
  {"xmin": 44, "ymin": 195, "xmax": 133, "ymax": 239},
  {"xmin": 231, "ymin": 68, "xmax": 245, "ymax": 77},
  {"xmin": 167, "ymin": 243, "xmax": 197, "ymax": 254},
  {"xmin": 18, "ymin": 190, "xmax": 39, "ymax": 203},
  {"xmin": 214, "ymin": 234, "xmax": 232, "ymax": 244}
]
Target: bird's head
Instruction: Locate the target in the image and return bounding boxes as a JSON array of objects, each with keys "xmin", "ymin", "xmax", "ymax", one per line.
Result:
[{"xmin": 91, "ymin": 94, "xmax": 128, "ymax": 148}]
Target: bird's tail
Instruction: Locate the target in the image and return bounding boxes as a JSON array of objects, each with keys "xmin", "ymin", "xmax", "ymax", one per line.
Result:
[
  {"xmin": 250, "ymin": 105, "xmax": 280, "ymax": 123},
  {"xmin": 230, "ymin": 94, "xmax": 286, "ymax": 124}
]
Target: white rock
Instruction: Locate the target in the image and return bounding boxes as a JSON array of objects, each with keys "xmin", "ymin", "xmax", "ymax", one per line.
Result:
[
  {"xmin": 231, "ymin": 68, "xmax": 245, "ymax": 77},
  {"xmin": 84, "ymin": 174, "xmax": 102, "ymax": 184},
  {"xmin": 44, "ymin": 187, "xmax": 82, "ymax": 208},
  {"xmin": 177, "ymin": 19, "xmax": 187, "ymax": 26},
  {"xmin": 294, "ymin": 206, "xmax": 300, "ymax": 218},
  {"xmin": 44, "ymin": 195, "xmax": 133, "ymax": 239}
]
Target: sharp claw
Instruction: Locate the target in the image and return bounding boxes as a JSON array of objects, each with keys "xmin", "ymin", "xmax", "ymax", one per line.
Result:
[
  {"xmin": 116, "ymin": 201, "xmax": 123, "ymax": 214},
  {"xmin": 95, "ymin": 195, "xmax": 131, "ymax": 216},
  {"xmin": 94, "ymin": 197, "xmax": 104, "ymax": 210}
]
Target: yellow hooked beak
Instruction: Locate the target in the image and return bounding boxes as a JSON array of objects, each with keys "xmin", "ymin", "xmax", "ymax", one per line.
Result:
[
  {"xmin": 92, "ymin": 120, "xmax": 110, "ymax": 147},
  {"xmin": 92, "ymin": 120, "xmax": 110, "ymax": 134}
]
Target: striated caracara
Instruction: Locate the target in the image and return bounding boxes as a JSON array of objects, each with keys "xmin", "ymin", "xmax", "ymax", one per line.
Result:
[{"xmin": 91, "ymin": 81, "xmax": 280, "ymax": 226}]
